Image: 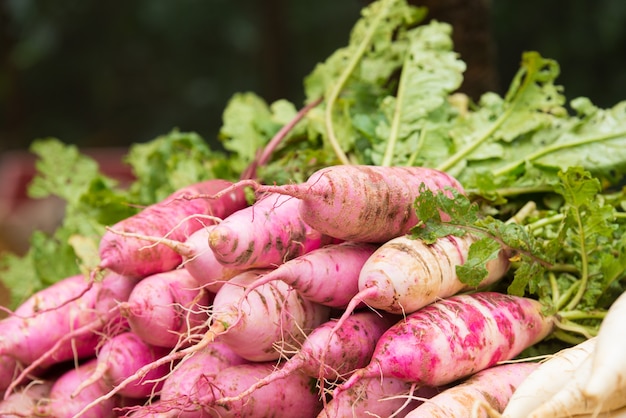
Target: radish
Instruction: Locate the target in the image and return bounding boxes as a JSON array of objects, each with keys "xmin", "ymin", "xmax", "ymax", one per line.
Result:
[
  {"xmin": 121, "ymin": 269, "xmax": 212, "ymax": 348},
  {"xmin": 352, "ymin": 233, "xmax": 511, "ymax": 315},
  {"xmin": 98, "ymin": 178, "xmax": 248, "ymax": 278},
  {"xmin": 1, "ymin": 272, "xmax": 137, "ymax": 395},
  {"xmin": 0, "ymin": 355, "xmax": 18, "ymax": 392},
  {"xmin": 526, "ymin": 352, "xmax": 626, "ymax": 417},
  {"xmin": 103, "ymin": 225, "xmax": 242, "ymax": 293},
  {"xmin": 195, "ymin": 362, "xmax": 323, "ymax": 417},
  {"xmin": 202, "ymin": 165, "xmax": 465, "ymax": 243},
  {"xmin": 208, "ymin": 192, "xmax": 334, "ymax": 269},
  {"xmin": 215, "ymin": 311, "xmax": 397, "ymax": 405},
  {"xmin": 583, "ymin": 290, "xmax": 626, "ymax": 405},
  {"xmin": 318, "ymin": 378, "xmax": 439, "ymax": 418},
  {"xmin": 334, "ymin": 292, "xmax": 555, "ymax": 394},
  {"xmin": 158, "ymin": 342, "xmax": 248, "ymax": 417},
  {"xmin": 502, "ymin": 337, "xmax": 597, "ymax": 418},
  {"xmin": 208, "ymin": 269, "xmax": 332, "ymax": 361},
  {"xmin": 0, "ymin": 380, "xmax": 52, "ymax": 417},
  {"xmin": 37, "ymin": 359, "xmax": 119, "ymax": 418},
  {"xmin": 404, "ymin": 362, "xmax": 539, "ymax": 417},
  {"xmin": 235, "ymin": 241, "xmax": 379, "ymax": 309},
  {"xmin": 72, "ymin": 332, "xmax": 170, "ymax": 399}
]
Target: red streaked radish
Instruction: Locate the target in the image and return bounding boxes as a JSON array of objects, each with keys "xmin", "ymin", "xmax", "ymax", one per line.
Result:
[
  {"xmin": 208, "ymin": 192, "xmax": 333, "ymax": 269},
  {"xmin": 334, "ymin": 292, "xmax": 555, "ymax": 394},
  {"xmin": 121, "ymin": 269, "xmax": 212, "ymax": 348},
  {"xmin": 502, "ymin": 337, "xmax": 597, "ymax": 418},
  {"xmin": 235, "ymin": 241, "xmax": 379, "ymax": 309},
  {"xmin": 195, "ymin": 362, "xmax": 323, "ymax": 417},
  {"xmin": 317, "ymin": 377, "xmax": 440, "ymax": 418},
  {"xmin": 405, "ymin": 362, "xmax": 539, "ymax": 418},
  {"xmin": 208, "ymin": 269, "xmax": 331, "ymax": 362},
  {"xmin": 582, "ymin": 290, "xmax": 626, "ymax": 405},
  {"xmin": 215, "ymin": 311, "xmax": 397, "ymax": 405},
  {"xmin": 200, "ymin": 165, "xmax": 465, "ymax": 243},
  {"xmin": 98, "ymin": 179, "xmax": 248, "ymax": 278},
  {"xmin": 72, "ymin": 332, "xmax": 170, "ymax": 399}
]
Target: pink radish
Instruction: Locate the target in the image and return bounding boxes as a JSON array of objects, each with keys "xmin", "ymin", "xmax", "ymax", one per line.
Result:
[
  {"xmin": 202, "ymin": 165, "xmax": 464, "ymax": 243},
  {"xmin": 215, "ymin": 311, "xmax": 397, "ymax": 405},
  {"xmin": 196, "ymin": 362, "xmax": 323, "ymax": 417},
  {"xmin": 405, "ymin": 362, "xmax": 539, "ymax": 418},
  {"xmin": 583, "ymin": 290, "xmax": 626, "ymax": 405},
  {"xmin": 318, "ymin": 378, "xmax": 440, "ymax": 418},
  {"xmin": 235, "ymin": 241, "xmax": 379, "ymax": 309},
  {"xmin": 103, "ymin": 225, "xmax": 242, "ymax": 293},
  {"xmin": 209, "ymin": 269, "xmax": 331, "ymax": 361},
  {"xmin": 0, "ymin": 380, "xmax": 52, "ymax": 417},
  {"xmin": 208, "ymin": 192, "xmax": 334, "ymax": 269},
  {"xmin": 98, "ymin": 179, "xmax": 248, "ymax": 278},
  {"xmin": 157, "ymin": 341, "xmax": 247, "ymax": 417},
  {"xmin": 0, "ymin": 355, "xmax": 19, "ymax": 392},
  {"xmin": 72, "ymin": 332, "xmax": 170, "ymax": 399},
  {"xmin": 37, "ymin": 359, "xmax": 119, "ymax": 418},
  {"xmin": 335, "ymin": 292, "xmax": 554, "ymax": 394},
  {"xmin": 1, "ymin": 272, "xmax": 137, "ymax": 395},
  {"xmin": 121, "ymin": 269, "xmax": 212, "ymax": 348},
  {"xmin": 502, "ymin": 337, "xmax": 597, "ymax": 418}
]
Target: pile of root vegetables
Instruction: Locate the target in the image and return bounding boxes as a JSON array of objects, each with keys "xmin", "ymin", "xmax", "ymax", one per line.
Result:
[{"xmin": 1, "ymin": 164, "xmax": 625, "ymax": 417}]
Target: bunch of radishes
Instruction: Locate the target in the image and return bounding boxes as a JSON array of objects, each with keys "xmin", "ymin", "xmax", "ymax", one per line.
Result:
[{"xmin": 0, "ymin": 164, "xmax": 620, "ymax": 417}]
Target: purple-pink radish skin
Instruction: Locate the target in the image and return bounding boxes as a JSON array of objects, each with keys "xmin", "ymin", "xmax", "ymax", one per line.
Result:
[
  {"xmin": 74, "ymin": 332, "xmax": 171, "ymax": 399},
  {"xmin": 0, "ymin": 380, "xmax": 51, "ymax": 417},
  {"xmin": 99, "ymin": 179, "xmax": 248, "ymax": 278},
  {"xmin": 336, "ymin": 292, "xmax": 554, "ymax": 394},
  {"xmin": 208, "ymin": 192, "xmax": 333, "ymax": 269},
  {"xmin": 122, "ymin": 269, "xmax": 212, "ymax": 348}
]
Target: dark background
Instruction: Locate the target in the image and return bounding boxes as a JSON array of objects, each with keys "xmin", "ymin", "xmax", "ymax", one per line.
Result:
[{"xmin": 1, "ymin": 0, "xmax": 626, "ymax": 155}]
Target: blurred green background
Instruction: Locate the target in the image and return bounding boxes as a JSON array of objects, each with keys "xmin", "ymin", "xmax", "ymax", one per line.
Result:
[{"xmin": 1, "ymin": 0, "xmax": 626, "ymax": 154}]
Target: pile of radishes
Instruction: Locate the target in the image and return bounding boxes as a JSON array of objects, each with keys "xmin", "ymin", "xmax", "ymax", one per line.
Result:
[{"xmin": 1, "ymin": 164, "xmax": 624, "ymax": 418}]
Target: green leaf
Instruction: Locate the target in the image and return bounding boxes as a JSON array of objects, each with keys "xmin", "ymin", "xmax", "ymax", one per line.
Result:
[{"xmin": 456, "ymin": 236, "xmax": 503, "ymax": 287}]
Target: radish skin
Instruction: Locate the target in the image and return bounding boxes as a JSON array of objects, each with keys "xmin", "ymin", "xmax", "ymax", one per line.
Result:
[
  {"xmin": 158, "ymin": 342, "xmax": 248, "ymax": 417},
  {"xmin": 0, "ymin": 381, "xmax": 51, "ymax": 417},
  {"xmin": 208, "ymin": 192, "xmax": 333, "ymax": 269},
  {"xmin": 502, "ymin": 337, "xmax": 597, "ymax": 418},
  {"xmin": 583, "ymin": 290, "xmax": 626, "ymax": 405},
  {"xmin": 236, "ymin": 241, "xmax": 379, "ymax": 308},
  {"xmin": 318, "ymin": 377, "xmax": 439, "ymax": 418},
  {"xmin": 354, "ymin": 233, "xmax": 510, "ymax": 315},
  {"xmin": 72, "ymin": 332, "xmax": 170, "ymax": 399},
  {"xmin": 0, "ymin": 355, "xmax": 19, "ymax": 392},
  {"xmin": 215, "ymin": 311, "xmax": 397, "ymax": 405},
  {"xmin": 209, "ymin": 269, "xmax": 331, "ymax": 362},
  {"xmin": 99, "ymin": 179, "xmax": 248, "ymax": 278},
  {"xmin": 335, "ymin": 292, "xmax": 555, "ymax": 394},
  {"xmin": 121, "ymin": 269, "xmax": 212, "ymax": 348},
  {"xmin": 405, "ymin": 362, "xmax": 539, "ymax": 418},
  {"xmin": 207, "ymin": 165, "xmax": 465, "ymax": 243},
  {"xmin": 38, "ymin": 359, "xmax": 119, "ymax": 418},
  {"xmin": 195, "ymin": 362, "xmax": 323, "ymax": 417}
]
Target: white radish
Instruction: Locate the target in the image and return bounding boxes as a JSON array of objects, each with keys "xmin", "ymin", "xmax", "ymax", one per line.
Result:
[
  {"xmin": 502, "ymin": 337, "xmax": 597, "ymax": 418},
  {"xmin": 583, "ymin": 290, "xmax": 626, "ymax": 405}
]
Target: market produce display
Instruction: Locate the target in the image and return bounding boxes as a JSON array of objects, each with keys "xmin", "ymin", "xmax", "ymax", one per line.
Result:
[{"xmin": 3, "ymin": 0, "xmax": 626, "ymax": 416}]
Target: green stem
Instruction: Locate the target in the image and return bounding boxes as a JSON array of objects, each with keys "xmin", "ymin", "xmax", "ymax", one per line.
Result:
[
  {"xmin": 556, "ymin": 280, "xmax": 580, "ymax": 311},
  {"xmin": 558, "ymin": 309, "xmax": 606, "ymax": 321},
  {"xmin": 526, "ymin": 213, "xmax": 565, "ymax": 233},
  {"xmin": 382, "ymin": 48, "xmax": 411, "ymax": 167},
  {"xmin": 493, "ymin": 130, "xmax": 626, "ymax": 177},
  {"xmin": 565, "ymin": 208, "xmax": 589, "ymax": 311},
  {"xmin": 325, "ymin": 0, "xmax": 394, "ymax": 165},
  {"xmin": 549, "ymin": 272, "xmax": 559, "ymax": 308},
  {"xmin": 406, "ymin": 127, "xmax": 427, "ymax": 167},
  {"xmin": 554, "ymin": 317, "xmax": 596, "ymax": 339},
  {"xmin": 551, "ymin": 329, "xmax": 587, "ymax": 345}
]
